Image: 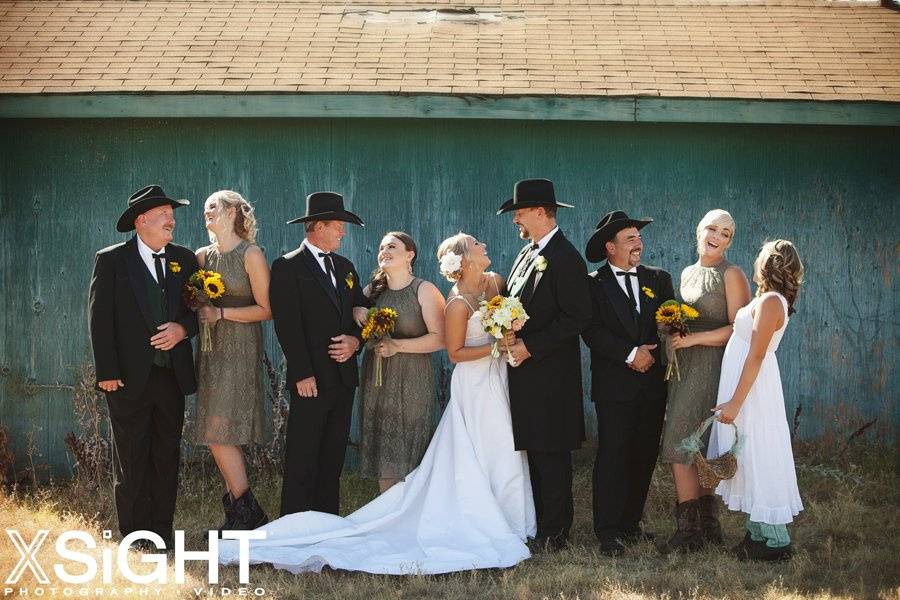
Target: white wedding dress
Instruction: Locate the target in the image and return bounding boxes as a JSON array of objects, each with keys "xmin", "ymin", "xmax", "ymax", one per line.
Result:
[{"xmin": 219, "ymin": 305, "xmax": 536, "ymax": 574}]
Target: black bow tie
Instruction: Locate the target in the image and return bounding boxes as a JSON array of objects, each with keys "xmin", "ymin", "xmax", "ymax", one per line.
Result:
[
  {"xmin": 151, "ymin": 252, "xmax": 166, "ymax": 290},
  {"xmin": 615, "ymin": 270, "xmax": 638, "ymax": 310},
  {"xmin": 318, "ymin": 252, "xmax": 336, "ymax": 287}
]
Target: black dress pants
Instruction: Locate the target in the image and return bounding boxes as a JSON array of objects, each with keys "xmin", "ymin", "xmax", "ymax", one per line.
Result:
[
  {"xmin": 593, "ymin": 387, "xmax": 666, "ymax": 540},
  {"xmin": 528, "ymin": 450, "xmax": 574, "ymax": 540},
  {"xmin": 280, "ymin": 383, "xmax": 354, "ymax": 516},
  {"xmin": 107, "ymin": 365, "xmax": 184, "ymax": 542}
]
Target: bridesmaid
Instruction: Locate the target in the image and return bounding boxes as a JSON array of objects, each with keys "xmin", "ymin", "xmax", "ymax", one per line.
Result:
[
  {"xmin": 195, "ymin": 190, "xmax": 272, "ymax": 531},
  {"xmin": 658, "ymin": 209, "xmax": 751, "ymax": 554},
  {"xmin": 354, "ymin": 232, "xmax": 446, "ymax": 493}
]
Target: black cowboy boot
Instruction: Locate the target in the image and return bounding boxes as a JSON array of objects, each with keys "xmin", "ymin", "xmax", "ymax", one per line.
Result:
[
  {"xmin": 232, "ymin": 489, "xmax": 269, "ymax": 530},
  {"xmin": 697, "ymin": 494, "xmax": 724, "ymax": 545},
  {"xmin": 733, "ymin": 531, "xmax": 793, "ymax": 562},
  {"xmin": 658, "ymin": 499, "xmax": 703, "ymax": 555},
  {"xmin": 215, "ymin": 491, "xmax": 237, "ymax": 537}
]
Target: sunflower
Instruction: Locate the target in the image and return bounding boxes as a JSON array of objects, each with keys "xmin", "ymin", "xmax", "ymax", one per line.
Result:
[
  {"xmin": 681, "ymin": 304, "xmax": 700, "ymax": 319},
  {"xmin": 362, "ymin": 307, "xmax": 398, "ymax": 340},
  {"xmin": 203, "ymin": 274, "xmax": 225, "ymax": 299},
  {"xmin": 655, "ymin": 304, "xmax": 680, "ymax": 324}
]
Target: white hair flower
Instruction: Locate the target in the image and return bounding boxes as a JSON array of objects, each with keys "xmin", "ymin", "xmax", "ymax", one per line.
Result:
[{"xmin": 439, "ymin": 251, "xmax": 463, "ymax": 278}]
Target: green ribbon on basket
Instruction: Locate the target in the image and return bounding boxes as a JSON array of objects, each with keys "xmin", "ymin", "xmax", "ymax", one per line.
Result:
[{"xmin": 676, "ymin": 415, "xmax": 742, "ymax": 456}]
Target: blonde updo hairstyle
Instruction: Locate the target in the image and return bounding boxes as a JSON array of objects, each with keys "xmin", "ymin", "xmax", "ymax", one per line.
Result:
[
  {"xmin": 696, "ymin": 209, "xmax": 736, "ymax": 256},
  {"xmin": 754, "ymin": 239, "xmax": 804, "ymax": 315},
  {"xmin": 436, "ymin": 232, "xmax": 471, "ymax": 282},
  {"xmin": 207, "ymin": 190, "xmax": 258, "ymax": 244}
]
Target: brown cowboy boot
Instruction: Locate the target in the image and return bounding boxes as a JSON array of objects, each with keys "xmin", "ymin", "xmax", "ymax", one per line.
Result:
[
  {"xmin": 697, "ymin": 494, "xmax": 724, "ymax": 545},
  {"xmin": 658, "ymin": 499, "xmax": 703, "ymax": 555}
]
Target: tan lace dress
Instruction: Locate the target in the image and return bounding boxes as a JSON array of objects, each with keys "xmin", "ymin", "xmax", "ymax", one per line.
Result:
[
  {"xmin": 359, "ymin": 278, "xmax": 435, "ymax": 480},
  {"xmin": 194, "ymin": 240, "xmax": 267, "ymax": 445},
  {"xmin": 660, "ymin": 260, "xmax": 732, "ymax": 464}
]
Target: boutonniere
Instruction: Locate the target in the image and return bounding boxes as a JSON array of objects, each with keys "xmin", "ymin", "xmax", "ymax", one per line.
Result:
[
  {"xmin": 169, "ymin": 261, "xmax": 181, "ymax": 273},
  {"xmin": 345, "ymin": 273, "xmax": 354, "ymax": 289},
  {"xmin": 534, "ymin": 255, "xmax": 548, "ymax": 272},
  {"xmin": 642, "ymin": 286, "xmax": 654, "ymax": 299}
]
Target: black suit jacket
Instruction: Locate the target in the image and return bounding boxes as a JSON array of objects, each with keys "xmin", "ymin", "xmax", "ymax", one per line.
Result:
[
  {"xmin": 88, "ymin": 236, "xmax": 200, "ymax": 400},
  {"xmin": 581, "ymin": 263, "xmax": 675, "ymax": 404},
  {"xmin": 269, "ymin": 245, "xmax": 369, "ymax": 391},
  {"xmin": 507, "ymin": 230, "xmax": 593, "ymax": 452}
]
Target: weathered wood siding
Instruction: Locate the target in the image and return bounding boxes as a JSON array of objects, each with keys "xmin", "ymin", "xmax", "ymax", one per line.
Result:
[{"xmin": 1, "ymin": 117, "xmax": 897, "ymax": 475}]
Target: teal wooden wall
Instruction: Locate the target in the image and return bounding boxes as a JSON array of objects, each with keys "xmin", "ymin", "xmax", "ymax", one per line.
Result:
[{"xmin": 1, "ymin": 117, "xmax": 897, "ymax": 476}]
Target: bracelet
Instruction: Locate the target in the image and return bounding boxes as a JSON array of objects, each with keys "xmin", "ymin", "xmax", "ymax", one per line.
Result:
[{"xmin": 219, "ymin": 307, "xmax": 225, "ymax": 321}]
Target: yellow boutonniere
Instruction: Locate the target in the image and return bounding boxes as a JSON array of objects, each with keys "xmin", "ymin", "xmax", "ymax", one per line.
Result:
[
  {"xmin": 345, "ymin": 273, "xmax": 354, "ymax": 289},
  {"xmin": 534, "ymin": 255, "xmax": 548, "ymax": 272},
  {"xmin": 169, "ymin": 261, "xmax": 181, "ymax": 273},
  {"xmin": 642, "ymin": 286, "xmax": 654, "ymax": 299}
]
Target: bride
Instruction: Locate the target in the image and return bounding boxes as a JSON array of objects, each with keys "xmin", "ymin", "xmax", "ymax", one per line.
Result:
[{"xmin": 219, "ymin": 232, "xmax": 536, "ymax": 574}]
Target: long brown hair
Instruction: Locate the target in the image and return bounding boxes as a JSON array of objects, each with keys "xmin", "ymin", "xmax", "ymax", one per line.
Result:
[
  {"xmin": 754, "ymin": 239, "xmax": 804, "ymax": 315},
  {"xmin": 368, "ymin": 231, "xmax": 418, "ymax": 301}
]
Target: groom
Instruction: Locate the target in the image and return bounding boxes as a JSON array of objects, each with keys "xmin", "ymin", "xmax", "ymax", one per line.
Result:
[
  {"xmin": 270, "ymin": 191, "xmax": 370, "ymax": 517},
  {"xmin": 499, "ymin": 178, "xmax": 592, "ymax": 551}
]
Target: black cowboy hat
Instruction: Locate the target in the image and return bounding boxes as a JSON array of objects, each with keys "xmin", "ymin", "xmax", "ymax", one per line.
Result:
[
  {"xmin": 116, "ymin": 184, "xmax": 190, "ymax": 233},
  {"xmin": 496, "ymin": 178, "xmax": 575, "ymax": 215},
  {"xmin": 286, "ymin": 191, "xmax": 364, "ymax": 226},
  {"xmin": 585, "ymin": 210, "xmax": 653, "ymax": 263}
]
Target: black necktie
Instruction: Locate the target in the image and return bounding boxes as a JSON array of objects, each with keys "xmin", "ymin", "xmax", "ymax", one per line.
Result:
[
  {"xmin": 616, "ymin": 270, "xmax": 638, "ymax": 310},
  {"xmin": 318, "ymin": 252, "xmax": 336, "ymax": 288},
  {"xmin": 152, "ymin": 252, "xmax": 166, "ymax": 290}
]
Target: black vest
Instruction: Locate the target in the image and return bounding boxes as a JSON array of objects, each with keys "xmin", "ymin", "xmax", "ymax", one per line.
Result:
[{"xmin": 141, "ymin": 264, "xmax": 171, "ymax": 368}]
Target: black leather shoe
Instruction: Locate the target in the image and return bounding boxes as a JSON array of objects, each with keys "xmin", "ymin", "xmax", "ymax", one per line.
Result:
[
  {"xmin": 621, "ymin": 527, "xmax": 656, "ymax": 544},
  {"xmin": 528, "ymin": 532, "xmax": 569, "ymax": 553},
  {"xmin": 598, "ymin": 536, "xmax": 626, "ymax": 557},
  {"xmin": 130, "ymin": 537, "xmax": 167, "ymax": 554}
]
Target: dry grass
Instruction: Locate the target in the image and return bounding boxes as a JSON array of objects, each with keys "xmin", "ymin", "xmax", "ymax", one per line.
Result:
[{"xmin": 2, "ymin": 445, "xmax": 898, "ymax": 600}]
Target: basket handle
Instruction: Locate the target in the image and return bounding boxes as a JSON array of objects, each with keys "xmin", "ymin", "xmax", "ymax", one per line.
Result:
[{"xmin": 675, "ymin": 415, "xmax": 740, "ymax": 457}]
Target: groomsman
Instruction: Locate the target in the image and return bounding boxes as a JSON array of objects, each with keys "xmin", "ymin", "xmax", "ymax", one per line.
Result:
[
  {"xmin": 582, "ymin": 211, "xmax": 674, "ymax": 556},
  {"xmin": 499, "ymin": 178, "xmax": 592, "ymax": 552},
  {"xmin": 89, "ymin": 185, "xmax": 199, "ymax": 548},
  {"xmin": 270, "ymin": 192, "xmax": 370, "ymax": 516}
]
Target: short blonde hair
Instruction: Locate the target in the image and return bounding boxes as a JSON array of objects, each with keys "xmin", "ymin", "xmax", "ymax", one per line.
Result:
[
  {"xmin": 207, "ymin": 190, "xmax": 258, "ymax": 244},
  {"xmin": 696, "ymin": 209, "xmax": 735, "ymax": 256},
  {"xmin": 754, "ymin": 239, "xmax": 804, "ymax": 315},
  {"xmin": 436, "ymin": 232, "xmax": 471, "ymax": 282}
]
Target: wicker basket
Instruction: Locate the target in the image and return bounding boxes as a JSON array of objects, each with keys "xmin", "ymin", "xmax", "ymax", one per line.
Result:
[{"xmin": 676, "ymin": 416, "xmax": 740, "ymax": 489}]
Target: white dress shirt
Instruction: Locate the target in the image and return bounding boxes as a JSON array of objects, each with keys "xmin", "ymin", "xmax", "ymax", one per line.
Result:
[
  {"xmin": 136, "ymin": 234, "xmax": 167, "ymax": 284},
  {"xmin": 533, "ymin": 225, "xmax": 559, "ymax": 255},
  {"xmin": 610, "ymin": 264, "xmax": 641, "ymax": 364},
  {"xmin": 303, "ymin": 238, "xmax": 336, "ymax": 287}
]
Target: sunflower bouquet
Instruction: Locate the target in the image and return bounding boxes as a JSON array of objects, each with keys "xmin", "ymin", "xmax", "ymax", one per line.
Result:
[
  {"xmin": 361, "ymin": 307, "xmax": 399, "ymax": 387},
  {"xmin": 654, "ymin": 299, "xmax": 700, "ymax": 381},
  {"xmin": 183, "ymin": 269, "xmax": 225, "ymax": 352},
  {"xmin": 479, "ymin": 295, "xmax": 529, "ymax": 364}
]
